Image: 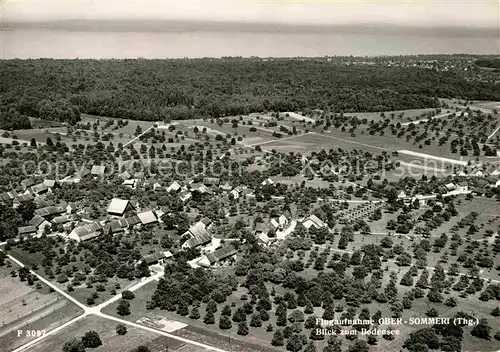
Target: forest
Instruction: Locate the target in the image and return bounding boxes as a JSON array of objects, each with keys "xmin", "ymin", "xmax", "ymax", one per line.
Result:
[{"xmin": 1, "ymin": 58, "xmax": 500, "ymax": 129}]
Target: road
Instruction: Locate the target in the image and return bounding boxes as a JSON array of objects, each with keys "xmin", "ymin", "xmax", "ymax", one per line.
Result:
[
  {"xmin": 6, "ymin": 252, "xmax": 229, "ymax": 352},
  {"xmin": 123, "ymin": 124, "xmax": 156, "ymax": 147},
  {"xmin": 400, "ymin": 112, "xmax": 453, "ymax": 126},
  {"xmin": 488, "ymin": 124, "xmax": 500, "ymax": 140}
]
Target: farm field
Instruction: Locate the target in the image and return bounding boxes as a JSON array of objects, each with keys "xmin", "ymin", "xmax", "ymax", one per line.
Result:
[
  {"xmin": 0, "ymin": 265, "xmax": 84, "ymax": 351},
  {"xmin": 26, "ymin": 314, "xmax": 192, "ymax": 352}
]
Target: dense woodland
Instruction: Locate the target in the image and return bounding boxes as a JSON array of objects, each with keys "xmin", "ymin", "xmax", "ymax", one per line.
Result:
[{"xmin": 1, "ymin": 58, "xmax": 500, "ymax": 129}]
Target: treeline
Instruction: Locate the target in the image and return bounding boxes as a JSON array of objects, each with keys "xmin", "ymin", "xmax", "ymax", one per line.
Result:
[
  {"xmin": 475, "ymin": 59, "xmax": 500, "ymax": 69},
  {"xmin": 1, "ymin": 59, "xmax": 500, "ymax": 128}
]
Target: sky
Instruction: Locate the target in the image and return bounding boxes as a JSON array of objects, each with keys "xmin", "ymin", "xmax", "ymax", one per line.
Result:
[{"xmin": 2, "ymin": 0, "xmax": 499, "ymax": 28}]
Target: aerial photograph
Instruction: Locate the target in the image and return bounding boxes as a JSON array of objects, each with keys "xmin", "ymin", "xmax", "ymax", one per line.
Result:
[{"xmin": 0, "ymin": 1, "xmax": 499, "ymax": 352}]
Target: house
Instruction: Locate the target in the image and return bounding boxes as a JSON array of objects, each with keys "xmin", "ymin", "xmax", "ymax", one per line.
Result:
[
  {"xmin": 107, "ymin": 198, "xmax": 135, "ymax": 216},
  {"xmin": 0, "ymin": 190, "xmax": 18, "ymax": 203},
  {"xmin": 167, "ymin": 181, "xmax": 182, "ymax": 193},
  {"xmin": 179, "ymin": 191, "xmax": 192, "ymax": 203},
  {"xmin": 34, "ymin": 203, "xmax": 67, "ymax": 218},
  {"xmin": 261, "ymin": 178, "xmax": 274, "ymax": 186},
  {"xmin": 120, "ymin": 170, "xmax": 132, "ymax": 180},
  {"xmin": 203, "ymin": 177, "xmax": 220, "ymax": 187},
  {"xmin": 278, "ymin": 215, "xmax": 288, "ymax": 228},
  {"xmin": 91, "ymin": 165, "xmax": 106, "ymax": 177},
  {"xmin": 496, "ymin": 180, "xmax": 500, "ymax": 188},
  {"xmin": 18, "ymin": 226, "xmax": 37, "ymax": 236},
  {"xmin": 457, "ymin": 182, "xmax": 469, "ymax": 192},
  {"xmin": 220, "ymin": 183, "xmax": 233, "ymax": 191},
  {"xmin": 13, "ymin": 194, "xmax": 34, "ymax": 208},
  {"xmin": 66, "ymin": 202, "xmax": 78, "ymax": 214},
  {"xmin": 444, "ymin": 182, "xmax": 457, "ymax": 191},
  {"xmin": 103, "ymin": 215, "xmax": 141, "ymax": 234},
  {"xmin": 411, "ymin": 194, "xmax": 428, "ymax": 206},
  {"xmin": 43, "ymin": 179, "xmax": 57, "ymax": 188},
  {"xmin": 302, "ymin": 214, "xmax": 327, "ymax": 230},
  {"xmin": 181, "ymin": 222, "xmax": 212, "ymax": 249},
  {"xmin": 29, "ymin": 215, "xmax": 51, "ymax": 231},
  {"xmin": 29, "ymin": 182, "xmax": 50, "ymax": 195},
  {"xmin": 397, "ymin": 190, "xmax": 407, "ymax": 199},
  {"xmin": 491, "ymin": 170, "xmax": 500, "ymax": 177},
  {"xmin": 474, "ymin": 170, "xmax": 484, "ymax": 177},
  {"xmin": 137, "ymin": 210, "xmax": 158, "ymax": 225},
  {"xmin": 52, "ymin": 214, "xmax": 78, "ymax": 225},
  {"xmin": 254, "ymin": 222, "xmax": 268, "ymax": 237},
  {"xmin": 197, "ymin": 246, "xmax": 237, "ymax": 268},
  {"xmin": 191, "ymin": 183, "xmax": 211, "ymax": 194},
  {"xmin": 142, "ymin": 251, "xmax": 173, "ymax": 265},
  {"xmin": 230, "ymin": 188, "xmax": 241, "ymax": 199},
  {"xmin": 123, "ymin": 179, "xmax": 138, "ymax": 188},
  {"xmin": 35, "ymin": 198, "xmax": 55, "ymax": 209},
  {"xmin": 21, "ymin": 178, "xmax": 36, "ymax": 191},
  {"xmin": 258, "ymin": 232, "xmax": 273, "ymax": 246},
  {"xmin": 69, "ymin": 222, "xmax": 103, "ymax": 242},
  {"xmin": 200, "ymin": 217, "xmax": 213, "ymax": 228},
  {"xmin": 269, "ymin": 218, "xmax": 280, "ymax": 232}
]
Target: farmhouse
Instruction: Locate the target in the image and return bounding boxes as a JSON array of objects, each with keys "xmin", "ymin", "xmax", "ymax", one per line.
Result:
[
  {"xmin": 21, "ymin": 178, "xmax": 36, "ymax": 191},
  {"xmin": 29, "ymin": 182, "xmax": 49, "ymax": 195},
  {"xmin": 302, "ymin": 214, "xmax": 327, "ymax": 230},
  {"xmin": 0, "ymin": 190, "xmax": 18, "ymax": 203},
  {"xmin": 444, "ymin": 182, "xmax": 457, "ymax": 191},
  {"xmin": 107, "ymin": 198, "xmax": 135, "ymax": 216},
  {"xmin": 181, "ymin": 222, "xmax": 212, "ymax": 250},
  {"xmin": 142, "ymin": 251, "xmax": 173, "ymax": 265},
  {"xmin": 203, "ymin": 177, "xmax": 220, "ymax": 187},
  {"xmin": 29, "ymin": 215, "xmax": 51, "ymax": 231},
  {"xmin": 13, "ymin": 194, "xmax": 34, "ymax": 208},
  {"xmin": 91, "ymin": 165, "xmax": 106, "ymax": 176},
  {"xmin": 18, "ymin": 226, "xmax": 37, "ymax": 236},
  {"xmin": 167, "ymin": 181, "xmax": 182, "ymax": 193},
  {"xmin": 137, "ymin": 210, "xmax": 158, "ymax": 225},
  {"xmin": 262, "ymin": 178, "xmax": 274, "ymax": 186},
  {"xmin": 104, "ymin": 215, "xmax": 141, "ymax": 234},
  {"xmin": 457, "ymin": 182, "xmax": 468, "ymax": 192},
  {"xmin": 52, "ymin": 214, "xmax": 78, "ymax": 225},
  {"xmin": 197, "ymin": 246, "xmax": 237, "ymax": 268},
  {"xmin": 69, "ymin": 222, "xmax": 104, "ymax": 242},
  {"xmin": 179, "ymin": 191, "xmax": 192, "ymax": 203},
  {"xmin": 34, "ymin": 203, "xmax": 68, "ymax": 218}
]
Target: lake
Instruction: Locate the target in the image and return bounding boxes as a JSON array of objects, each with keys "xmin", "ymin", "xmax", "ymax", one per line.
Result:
[{"xmin": 1, "ymin": 29, "xmax": 497, "ymax": 59}]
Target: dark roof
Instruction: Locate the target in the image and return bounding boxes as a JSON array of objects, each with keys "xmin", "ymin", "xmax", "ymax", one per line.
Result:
[
  {"xmin": 143, "ymin": 252, "xmax": 166, "ymax": 264},
  {"xmin": 14, "ymin": 194, "xmax": 34, "ymax": 203},
  {"xmin": 21, "ymin": 178, "xmax": 36, "ymax": 189},
  {"xmin": 29, "ymin": 215, "xmax": 47, "ymax": 228},
  {"xmin": 203, "ymin": 177, "xmax": 220, "ymax": 186},
  {"xmin": 34, "ymin": 204, "xmax": 66, "ymax": 217},
  {"xmin": 205, "ymin": 246, "xmax": 237, "ymax": 264},
  {"xmin": 52, "ymin": 214, "xmax": 77, "ymax": 224}
]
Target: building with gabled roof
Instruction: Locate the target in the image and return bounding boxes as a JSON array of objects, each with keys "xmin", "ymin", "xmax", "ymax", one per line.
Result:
[
  {"xmin": 29, "ymin": 215, "xmax": 51, "ymax": 231},
  {"xmin": 69, "ymin": 222, "xmax": 103, "ymax": 242},
  {"xmin": 197, "ymin": 246, "xmax": 237, "ymax": 268},
  {"xmin": 91, "ymin": 165, "xmax": 106, "ymax": 176},
  {"xmin": 107, "ymin": 198, "xmax": 134, "ymax": 216},
  {"xmin": 18, "ymin": 226, "xmax": 37, "ymax": 236},
  {"xmin": 0, "ymin": 190, "xmax": 18, "ymax": 203},
  {"xmin": 261, "ymin": 178, "xmax": 274, "ymax": 186},
  {"xmin": 302, "ymin": 214, "xmax": 327, "ymax": 230},
  {"xmin": 21, "ymin": 178, "xmax": 36, "ymax": 191},
  {"xmin": 30, "ymin": 182, "xmax": 50, "ymax": 195},
  {"xmin": 203, "ymin": 177, "xmax": 220, "ymax": 186},
  {"xmin": 181, "ymin": 222, "xmax": 212, "ymax": 250},
  {"xmin": 137, "ymin": 210, "xmax": 157, "ymax": 225},
  {"xmin": 13, "ymin": 194, "xmax": 34, "ymax": 208},
  {"xmin": 142, "ymin": 251, "xmax": 173, "ymax": 265},
  {"xmin": 52, "ymin": 214, "xmax": 78, "ymax": 225},
  {"xmin": 167, "ymin": 181, "xmax": 182, "ymax": 193},
  {"xmin": 34, "ymin": 203, "xmax": 67, "ymax": 218}
]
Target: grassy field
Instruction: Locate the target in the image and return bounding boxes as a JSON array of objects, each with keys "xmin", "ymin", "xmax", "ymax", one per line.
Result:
[
  {"xmin": 0, "ymin": 265, "xmax": 84, "ymax": 351},
  {"xmin": 26, "ymin": 314, "xmax": 191, "ymax": 352}
]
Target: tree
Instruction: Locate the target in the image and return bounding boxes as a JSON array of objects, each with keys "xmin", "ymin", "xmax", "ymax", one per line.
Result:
[
  {"xmin": 206, "ymin": 300, "xmax": 218, "ymax": 313},
  {"xmin": 471, "ymin": 318, "xmax": 492, "ymax": 340},
  {"xmin": 189, "ymin": 307, "xmax": 200, "ymax": 320},
  {"xmin": 133, "ymin": 346, "xmax": 151, "ymax": 352},
  {"xmin": 204, "ymin": 310, "xmax": 215, "ymax": 325},
  {"xmin": 286, "ymin": 334, "xmax": 304, "ymax": 352},
  {"xmin": 62, "ymin": 338, "xmax": 85, "ymax": 352},
  {"xmin": 117, "ymin": 299, "xmax": 131, "ymax": 316},
  {"xmin": 304, "ymin": 342, "xmax": 317, "ymax": 352},
  {"xmin": 122, "ymin": 290, "xmax": 135, "ymax": 300},
  {"xmin": 347, "ymin": 340, "xmax": 369, "ymax": 352},
  {"xmin": 237, "ymin": 321, "xmax": 249, "ymax": 336},
  {"xmin": 250, "ymin": 313, "xmax": 263, "ymax": 327},
  {"xmin": 491, "ymin": 307, "xmax": 500, "ymax": 317},
  {"xmin": 116, "ymin": 324, "xmax": 127, "ymax": 335},
  {"xmin": 221, "ymin": 304, "xmax": 232, "ymax": 316},
  {"xmin": 232, "ymin": 307, "xmax": 247, "ymax": 322},
  {"xmin": 272, "ymin": 329, "xmax": 285, "ymax": 346},
  {"xmin": 219, "ymin": 315, "xmax": 232, "ymax": 330},
  {"xmin": 81, "ymin": 330, "xmax": 102, "ymax": 348}
]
